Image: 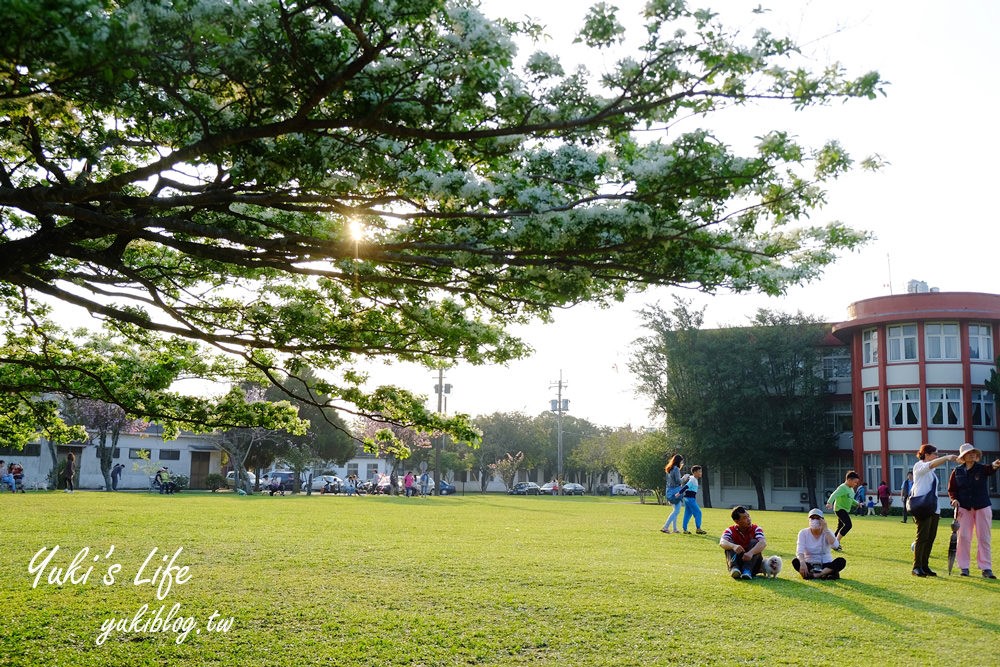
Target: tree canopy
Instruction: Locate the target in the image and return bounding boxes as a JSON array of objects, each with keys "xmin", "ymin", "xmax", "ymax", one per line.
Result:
[{"xmin": 0, "ymin": 0, "xmax": 881, "ymax": 446}]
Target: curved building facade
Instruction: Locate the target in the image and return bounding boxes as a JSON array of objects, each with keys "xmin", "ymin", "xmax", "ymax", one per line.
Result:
[{"xmin": 832, "ymin": 292, "xmax": 1000, "ymax": 500}]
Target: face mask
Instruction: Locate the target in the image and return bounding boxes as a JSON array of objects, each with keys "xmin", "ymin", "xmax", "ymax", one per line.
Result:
[{"xmin": 809, "ymin": 519, "xmax": 822, "ymax": 529}]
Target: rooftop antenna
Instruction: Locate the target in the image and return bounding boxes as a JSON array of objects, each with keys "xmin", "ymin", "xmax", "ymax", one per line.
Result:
[{"xmin": 885, "ymin": 254, "xmax": 893, "ymax": 295}]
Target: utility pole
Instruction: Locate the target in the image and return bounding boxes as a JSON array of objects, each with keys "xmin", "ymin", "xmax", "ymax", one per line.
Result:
[
  {"xmin": 549, "ymin": 371, "xmax": 569, "ymax": 495},
  {"xmin": 434, "ymin": 369, "xmax": 451, "ymax": 496}
]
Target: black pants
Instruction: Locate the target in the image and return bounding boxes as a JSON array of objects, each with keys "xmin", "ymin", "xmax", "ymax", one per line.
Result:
[
  {"xmin": 792, "ymin": 557, "xmax": 846, "ymax": 577},
  {"xmin": 835, "ymin": 509, "xmax": 852, "ymax": 538},
  {"xmin": 913, "ymin": 513, "xmax": 940, "ymax": 571},
  {"xmin": 901, "ymin": 499, "xmax": 909, "ymax": 522}
]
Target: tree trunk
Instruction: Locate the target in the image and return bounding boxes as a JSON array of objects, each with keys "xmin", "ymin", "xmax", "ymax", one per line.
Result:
[
  {"xmin": 804, "ymin": 466, "xmax": 818, "ymax": 509},
  {"xmin": 701, "ymin": 464, "xmax": 713, "ymax": 509},
  {"xmin": 752, "ymin": 474, "xmax": 767, "ymax": 511}
]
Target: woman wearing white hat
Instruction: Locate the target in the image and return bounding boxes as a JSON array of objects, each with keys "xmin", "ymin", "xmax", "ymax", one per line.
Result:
[{"xmin": 947, "ymin": 443, "xmax": 1000, "ymax": 579}]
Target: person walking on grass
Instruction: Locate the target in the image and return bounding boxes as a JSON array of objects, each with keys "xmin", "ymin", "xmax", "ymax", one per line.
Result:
[
  {"xmin": 877, "ymin": 480, "xmax": 891, "ymax": 516},
  {"xmin": 900, "ymin": 471, "xmax": 914, "ymax": 523},
  {"xmin": 911, "ymin": 444, "xmax": 958, "ymax": 577},
  {"xmin": 63, "ymin": 452, "xmax": 76, "ymax": 493},
  {"xmin": 825, "ymin": 470, "xmax": 861, "ymax": 551},
  {"xmin": 948, "ymin": 443, "xmax": 1000, "ymax": 579},
  {"xmin": 681, "ymin": 465, "xmax": 706, "ymax": 535},
  {"xmin": 660, "ymin": 454, "xmax": 684, "ymax": 534}
]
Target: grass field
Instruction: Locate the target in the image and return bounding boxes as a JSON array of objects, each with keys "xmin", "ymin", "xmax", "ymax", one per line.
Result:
[{"xmin": 2, "ymin": 491, "xmax": 998, "ymax": 666}]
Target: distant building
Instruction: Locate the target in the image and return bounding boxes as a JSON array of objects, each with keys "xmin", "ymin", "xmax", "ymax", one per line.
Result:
[{"xmin": 710, "ymin": 290, "xmax": 999, "ymax": 511}]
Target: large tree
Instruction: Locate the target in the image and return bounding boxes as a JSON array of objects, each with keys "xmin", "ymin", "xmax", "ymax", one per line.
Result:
[
  {"xmin": 0, "ymin": 1, "xmax": 881, "ymax": 445},
  {"xmin": 631, "ymin": 298, "xmax": 837, "ymax": 510}
]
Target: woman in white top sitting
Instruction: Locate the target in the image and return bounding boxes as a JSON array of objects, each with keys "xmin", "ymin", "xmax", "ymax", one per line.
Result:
[{"xmin": 792, "ymin": 509, "xmax": 846, "ymax": 580}]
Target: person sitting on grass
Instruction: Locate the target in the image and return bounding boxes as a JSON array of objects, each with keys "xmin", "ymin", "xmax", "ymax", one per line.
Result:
[
  {"xmin": 720, "ymin": 506, "xmax": 766, "ymax": 580},
  {"xmin": 793, "ymin": 509, "xmax": 846, "ymax": 580},
  {"xmin": 825, "ymin": 470, "xmax": 861, "ymax": 551}
]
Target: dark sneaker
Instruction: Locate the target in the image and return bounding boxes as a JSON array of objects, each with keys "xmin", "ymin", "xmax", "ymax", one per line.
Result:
[
  {"xmin": 912, "ymin": 568, "xmax": 926, "ymax": 577},
  {"xmin": 731, "ymin": 567, "xmax": 742, "ymax": 580},
  {"xmin": 924, "ymin": 569, "xmax": 938, "ymax": 577},
  {"xmin": 983, "ymin": 570, "xmax": 996, "ymax": 579},
  {"xmin": 960, "ymin": 569, "xmax": 970, "ymax": 577},
  {"xmin": 695, "ymin": 529, "xmax": 707, "ymax": 534}
]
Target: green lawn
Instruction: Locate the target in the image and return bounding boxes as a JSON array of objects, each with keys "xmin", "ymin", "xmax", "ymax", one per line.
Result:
[{"xmin": 2, "ymin": 491, "xmax": 998, "ymax": 666}]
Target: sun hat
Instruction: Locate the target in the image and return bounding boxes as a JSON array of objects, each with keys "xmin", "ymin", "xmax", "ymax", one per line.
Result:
[
  {"xmin": 808, "ymin": 508, "xmax": 824, "ymax": 519},
  {"xmin": 956, "ymin": 443, "xmax": 982, "ymax": 462}
]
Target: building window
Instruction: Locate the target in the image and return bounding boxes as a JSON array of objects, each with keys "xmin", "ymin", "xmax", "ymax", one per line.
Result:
[
  {"xmin": 826, "ymin": 402, "xmax": 853, "ymax": 433},
  {"xmin": 366, "ymin": 463, "xmax": 379, "ymax": 480},
  {"xmin": 0, "ymin": 444, "xmax": 42, "ymax": 457},
  {"xmin": 927, "ymin": 388, "xmax": 961, "ymax": 426},
  {"xmin": 886, "ymin": 324, "xmax": 918, "ymax": 362},
  {"xmin": 128, "ymin": 448, "xmax": 150, "ymax": 460},
  {"xmin": 864, "ymin": 391, "xmax": 880, "ymax": 428},
  {"xmin": 889, "ymin": 388, "xmax": 920, "ymax": 426},
  {"xmin": 772, "ymin": 461, "xmax": 805, "ymax": 488},
  {"xmin": 864, "ymin": 454, "xmax": 882, "ymax": 493},
  {"xmin": 720, "ymin": 466, "xmax": 752, "ymax": 488},
  {"xmin": 969, "ymin": 323, "xmax": 994, "ymax": 361},
  {"xmin": 822, "ymin": 348, "xmax": 851, "ymax": 380},
  {"xmin": 862, "ymin": 329, "xmax": 878, "ymax": 366},
  {"xmin": 822, "ymin": 457, "xmax": 855, "ymax": 494},
  {"xmin": 95, "ymin": 448, "xmax": 121, "ymax": 458},
  {"xmin": 925, "ymin": 322, "xmax": 960, "ymax": 360},
  {"xmin": 889, "ymin": 453, "xmax": 911, "ymax": 492},
  {"xmin": 158, "ymin": 449, "xmax": 180, "ymax": 461},
  {"xmin": 972, "ymin": 389, "xmax": 996, "ymax": 427}
]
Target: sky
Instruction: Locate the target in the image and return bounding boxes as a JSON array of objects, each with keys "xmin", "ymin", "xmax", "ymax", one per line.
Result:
[{"xmin": 362, "ymin": 0, "xmax": 1000, "ymax": 429}]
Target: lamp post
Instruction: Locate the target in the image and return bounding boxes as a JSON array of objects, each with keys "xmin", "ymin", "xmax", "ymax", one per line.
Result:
[
  {"xmin": 549, "ymin": 371, "xmax": 569, "ymax": 495},
  {"xmin": 433, "ymin": 369, "xmax": 451, "ymax": 495}
]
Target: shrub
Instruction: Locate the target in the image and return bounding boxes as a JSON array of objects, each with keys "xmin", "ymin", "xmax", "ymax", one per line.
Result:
[{"xmin": 205, "ymin": 473, "xmax": 226, "ymax": 492}]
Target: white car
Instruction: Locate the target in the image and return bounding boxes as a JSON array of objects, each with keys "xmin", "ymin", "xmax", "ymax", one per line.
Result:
[
  {"xmin": 225, "ymin": 470, "xmax": 256, "ymax": 488},
  {"xmin": 308, "ymin": 475, "xmax": 343, "ymax": 493},
  {"xmin": 611, "ymin": 483, "xmax": 638, "ymax": 496}
]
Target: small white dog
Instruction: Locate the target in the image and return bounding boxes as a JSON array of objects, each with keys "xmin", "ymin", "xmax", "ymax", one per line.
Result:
[{"xmin": 761, "ymin": 555, "xmax": 783, "ymax": 578}]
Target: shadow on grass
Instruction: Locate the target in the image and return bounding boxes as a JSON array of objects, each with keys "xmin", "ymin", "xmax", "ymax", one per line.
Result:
[{"xmin": 764, "ymin": 574, "xmax": 1000, "ymax": 634}]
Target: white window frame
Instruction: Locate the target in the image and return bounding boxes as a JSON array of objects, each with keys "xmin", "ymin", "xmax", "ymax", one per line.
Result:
[
  {"xmin": 886, "ymin": 324, "xmax": 918, "ymax": 362},
  {"xmin": 772, "ymin": 461, "xmax": 805, "ymax": 489},
  {"xmin": 826, "ymin": 401, "xmax": 853, "ymax": 434},
  {"xmin": 969, "ymin": 323, "xmax": 994, "ymax": 361},
  {"xmin": 822, "ymin": 348, "xmax": 851, "ymax": 381},
  {"xmin": 862, "ymin": 329, "xmax": 879, "ymax": 366},
  {"xmin": 925, "ymin": 322, "xmax": 960, "ymax": 360},
  {"xmin": 972, "ymin": 389, "xmax": 996, "ymax": 427},
  {"xmin": 864, "ymin": 453, "xmax": 882, "ymax": 493},
  {"xmin": 927, "ymin": 387, "xmax": 962, "ymax": 426},
  {"xmin": 889, "ymin": 388, "xmax": 920, "ymax": 427},
  {"xmin": 864, "ymin": 391, "xmax": 880, "ymax": 428},
  {"xmin": 889, "ymin": 453, "xmax": 910, "ymax": 492}
]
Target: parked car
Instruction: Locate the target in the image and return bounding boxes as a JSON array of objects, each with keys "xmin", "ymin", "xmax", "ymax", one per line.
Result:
[
  {"xmin": 508, "ymin": 481, "xmax": 541, "ymax": 495},
  {"xmin": 225, "ymin": 470, "xmax": 256, "ymax": 488},
  {"xmin": 308, "ymin": 474, "xmax": 343, "ymax": 493},
  {"xmin": 611, "ymin": 483, "xmax": 638, "ymax": 496},
  {"xmin": 562, "ymin": 483, "xmax": 585, "ymax": 496},
  {"xmin": 539, "ymin": 481, "xmax": 560, "ymax": 495},
  {"xmin": 438, "ymin": 479, "xmax": 456, "ymax": 495},
  {"xmin": 262, "ymin": 470, "xmax": 299, "ymax": 493}
]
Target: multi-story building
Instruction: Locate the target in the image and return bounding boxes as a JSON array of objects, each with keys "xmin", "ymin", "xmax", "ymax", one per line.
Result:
[{"xmin": 831, "ymin": 289, "xmax": 999, "ymax": 508}]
